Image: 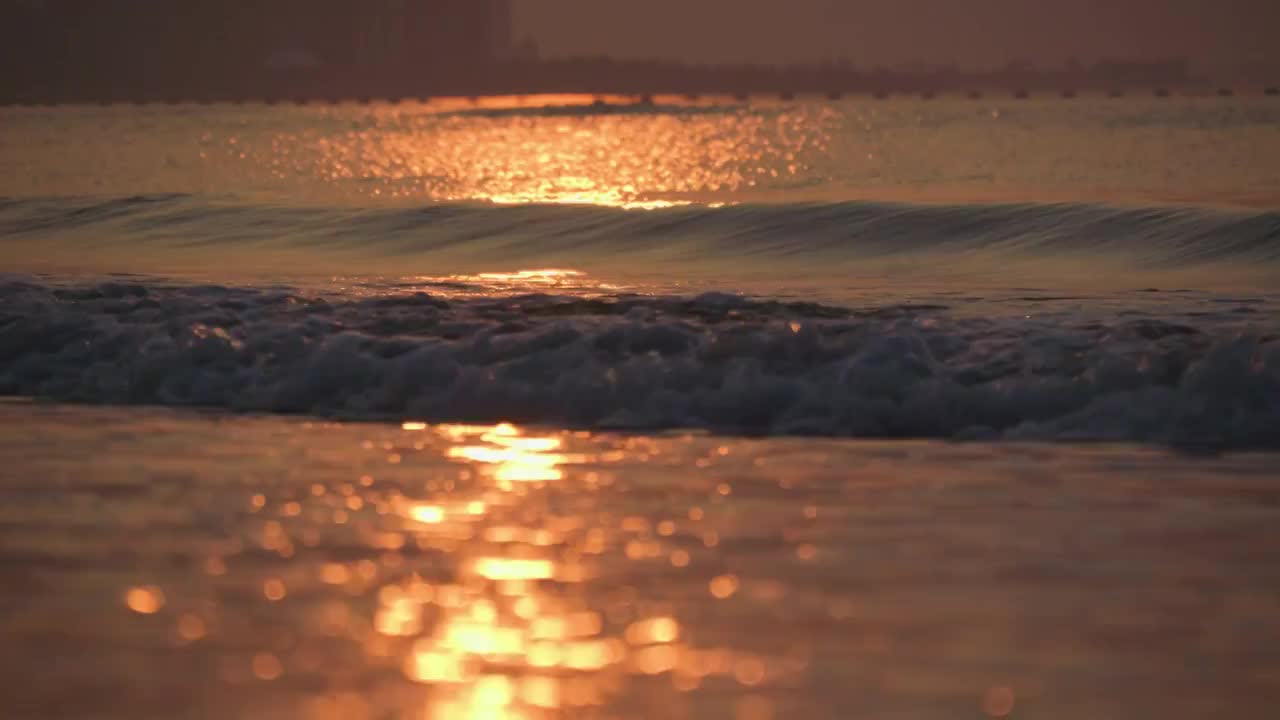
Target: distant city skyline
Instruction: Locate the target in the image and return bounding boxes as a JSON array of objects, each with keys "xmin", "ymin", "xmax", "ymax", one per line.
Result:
[{"xmin": 512, "ymin": 0, "xmax": 1279, "ymax": 74}]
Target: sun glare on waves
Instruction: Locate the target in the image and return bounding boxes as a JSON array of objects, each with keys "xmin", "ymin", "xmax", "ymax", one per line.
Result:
[
  {"xmin": 297, "ymin": 96, "xmax": 830, "ymax": 207},
  {"xmin": 484, "ymin": 191, "xmax": 685, "ymax": 210},
  {"xmin": 474, "ymin": 269, "xmax": 583, "ymax": 283},
  {"xmin": 363, "ymin": 267, "xmax": 625, "ymax": 300}
]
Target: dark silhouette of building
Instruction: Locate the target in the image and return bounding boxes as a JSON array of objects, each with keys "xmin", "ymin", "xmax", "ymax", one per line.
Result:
[{"xmin": 1, "ymin": 0, "xmax": 513, "ymax": 101}]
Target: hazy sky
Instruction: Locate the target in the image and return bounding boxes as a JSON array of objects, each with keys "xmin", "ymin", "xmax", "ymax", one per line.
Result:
[{"xmin": 512, "ymin": 0, "xmax": 1279, "ymax": 71}]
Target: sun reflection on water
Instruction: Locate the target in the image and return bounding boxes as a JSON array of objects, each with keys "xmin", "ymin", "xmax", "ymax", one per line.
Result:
[
  {"xmin": 472, "ymin": 270, "xmax": 583, "ymax": 284},
  {"xmin": 292, "ymin": 96, "xmax": 833, "ymax": 207},
  {"xmin": 330, "ymin": 267, "xmax": 636, "ymax": 303},
  {"xmin": 484, "ymin": 191, "xmax": 685, "ymax": 210},
  {"xmin": 358, "ymin": 422, "xmax": 749, "ymax": 718},
  {"xmin": 384, "ymin": 423, "xmax": 608, "ymax": 716}
]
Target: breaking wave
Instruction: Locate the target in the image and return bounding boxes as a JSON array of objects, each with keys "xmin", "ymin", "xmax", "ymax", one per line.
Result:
[{"xmin": 2, "ymin": 278, "xmax": 1277, "ymax": 448}]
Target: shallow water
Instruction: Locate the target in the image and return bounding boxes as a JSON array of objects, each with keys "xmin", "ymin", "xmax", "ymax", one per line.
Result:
[{"xmin": 3, "ymin": 402, "xmax": 1280, "ymax": 719}]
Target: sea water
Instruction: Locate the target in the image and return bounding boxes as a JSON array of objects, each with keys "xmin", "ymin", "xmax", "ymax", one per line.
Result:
[{"xmin": 1, "ymin": 96, "xmax": 1279, "ymax": 718}]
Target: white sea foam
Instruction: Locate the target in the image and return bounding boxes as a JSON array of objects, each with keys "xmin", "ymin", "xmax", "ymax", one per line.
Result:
[{"xmin": 2, "ymin": 277, "xmax": 1276, "ymax": 448}]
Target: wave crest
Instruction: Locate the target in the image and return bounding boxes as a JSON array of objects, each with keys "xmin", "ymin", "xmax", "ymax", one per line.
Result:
[{"xmin": 2, "ymin": 195, "xmax": 1278, "ymax": 273}]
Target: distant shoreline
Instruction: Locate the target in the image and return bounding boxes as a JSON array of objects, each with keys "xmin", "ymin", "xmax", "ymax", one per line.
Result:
[
  {"xmin": 4, "ymin": 57, "xmax": 1275, "ymax": 106},
  {"xmin": 3, "ymin": 88, "xmax": 1277, "ymax": 108}
]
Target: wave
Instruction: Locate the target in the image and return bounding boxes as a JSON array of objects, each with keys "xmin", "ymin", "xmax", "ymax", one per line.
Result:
[
  {"xmin": 2, "ymin": 278, "xmax": 1277, "ymax": 448},
  {"xmin": 2, "ymin": 194, "xmax": 1278, "ymax": 275}
]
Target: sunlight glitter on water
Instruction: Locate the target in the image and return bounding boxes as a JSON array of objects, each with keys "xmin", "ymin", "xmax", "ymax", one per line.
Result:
[
  {"xmin": 473, "ymin": 270, "xmax": 583, "ymax": 283},
  {"xmin": 297, "ymin": 99, "xmax": 831, "ymax": 206},
  {"xmin": 360, "ymin": 422, "xmax": 746, "ymax": 719},
  {"xmin": 485, "ymin": 191, "xmax": 687, "ymax": 210},
  {"xmin": 12, "ymin": 404, "xmax": 1275, "ymax": 719},
  {"xmin": 339, "ymin": 269, "xmax": 634, "ymax": 301}
]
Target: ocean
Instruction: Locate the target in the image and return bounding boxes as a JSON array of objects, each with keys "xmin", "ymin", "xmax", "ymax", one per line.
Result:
[{"xmin": 2, "ymin": 95, "xmax": 1279, "ymax": 718}]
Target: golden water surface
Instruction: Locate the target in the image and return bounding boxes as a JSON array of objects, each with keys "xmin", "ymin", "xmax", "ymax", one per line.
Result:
[{"xmin": 3, "ymin": 403, "xmax": 1280, "ymax": 719}]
